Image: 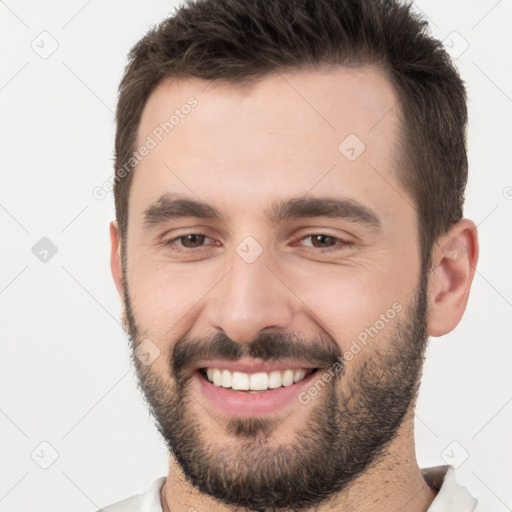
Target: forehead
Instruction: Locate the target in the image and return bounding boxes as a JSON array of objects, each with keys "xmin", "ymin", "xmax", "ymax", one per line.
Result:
[{"xmin": 130, "ymin": 66, "xmax": 408, "ymax": 225}]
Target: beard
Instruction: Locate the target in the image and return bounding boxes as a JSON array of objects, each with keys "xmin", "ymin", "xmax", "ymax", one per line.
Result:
[{"xmin": 121, "ymin": 273, "xmax": 429, "ymax": 512}]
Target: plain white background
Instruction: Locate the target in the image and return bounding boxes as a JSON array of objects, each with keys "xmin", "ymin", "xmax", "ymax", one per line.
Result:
[{"xmin": 0, "ymin": 1, "xmax": 511, "ymax": 511}]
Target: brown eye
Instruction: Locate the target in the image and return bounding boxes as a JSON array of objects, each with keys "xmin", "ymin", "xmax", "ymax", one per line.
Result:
[
  {"xmin": 308, "ymin": 234, "xmax": 338, "ymax": 248},
  {"xmin": 179, "ymin": 234, "xmax": 207, "ymax": 248}
]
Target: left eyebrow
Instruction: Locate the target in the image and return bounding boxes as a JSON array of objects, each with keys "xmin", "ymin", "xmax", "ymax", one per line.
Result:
[
  {"xmin": 142, "ymin": 194, "xmax": 222, "ymax": 227},
  {"xmin": 267, "ymin": 197, "xmax": 381, "ymax": 230}
]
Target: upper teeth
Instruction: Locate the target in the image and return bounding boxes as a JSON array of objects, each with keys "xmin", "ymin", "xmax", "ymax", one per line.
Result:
[{"xmin": 205, "ymin": 368, "xmax": 309, "ymax": 391}]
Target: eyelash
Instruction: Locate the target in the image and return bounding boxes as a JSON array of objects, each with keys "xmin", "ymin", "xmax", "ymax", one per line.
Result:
[
  {"xmin": 294, "ymin": 234, "xmax": 353, "ymax": 251},
  {"xmin": 163, "ymin": 232, "xmax": 353, "ymax": 252},
  {"xmin": 163, "ymin": 232, "xmax": 211, "ymax": 250}
]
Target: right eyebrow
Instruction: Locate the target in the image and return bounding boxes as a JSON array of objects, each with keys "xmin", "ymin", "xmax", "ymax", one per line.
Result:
[{"xmin": 142, "ymin": 194, "xmax": 222, "ymax": 228}]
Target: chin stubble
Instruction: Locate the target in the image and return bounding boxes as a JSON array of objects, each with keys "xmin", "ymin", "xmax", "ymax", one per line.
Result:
[{"xmin": 123, "ymin": 274, "xmax": 429, "ymax": 511}]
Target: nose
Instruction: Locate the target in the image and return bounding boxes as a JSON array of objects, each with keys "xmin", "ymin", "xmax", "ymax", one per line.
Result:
[{"xmin": 203, "ymin": 254, "xmax": 295, "ymax": 344}]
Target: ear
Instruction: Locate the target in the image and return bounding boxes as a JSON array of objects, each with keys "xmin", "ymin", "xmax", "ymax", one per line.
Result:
[
  {"xmin": 110, "ymin": 220, "xmax": 124, "ymax": 299},
  {"xmin": 427, "ymin": 219, "xmax": 479, "ymax": 337}
]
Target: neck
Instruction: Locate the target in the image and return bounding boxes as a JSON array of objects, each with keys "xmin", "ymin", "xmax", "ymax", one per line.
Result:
[{"xmin": 161, "ymin": 411, "xmax": 438, "ymax": 512}]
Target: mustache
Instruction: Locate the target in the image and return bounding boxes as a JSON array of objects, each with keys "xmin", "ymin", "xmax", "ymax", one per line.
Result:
[{"xmin": 170, "ymin": 331, "xmax": 343, "ymax": 378}]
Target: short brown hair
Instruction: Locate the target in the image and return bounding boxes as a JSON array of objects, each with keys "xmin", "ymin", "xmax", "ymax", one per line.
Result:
[{"xmin": 114, "ymin": 0, "xmax": 467, "ymax": 271}]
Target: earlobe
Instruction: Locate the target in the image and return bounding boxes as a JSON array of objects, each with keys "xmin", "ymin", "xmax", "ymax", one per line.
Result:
[
  {"xmin": 426, "ymin": 219, "xmax": 479, "ymax": 337},
  {"xmin": 110, "ymin": 220, "xmax": 124, "ymax": 298}
]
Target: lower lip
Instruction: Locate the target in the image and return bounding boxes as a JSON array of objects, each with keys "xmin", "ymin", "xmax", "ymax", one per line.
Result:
[{"xmin": 194, "ymin": 370, "xmax": 319, "ymax": 417}]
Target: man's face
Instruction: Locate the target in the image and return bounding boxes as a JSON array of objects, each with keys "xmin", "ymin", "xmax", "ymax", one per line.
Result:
[{"xmin": 118, "ymin": 67, "xmax": 428, "ymax": 509}]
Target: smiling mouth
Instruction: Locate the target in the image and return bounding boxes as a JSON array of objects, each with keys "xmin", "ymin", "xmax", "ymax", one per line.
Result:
[{"xmin": 198, "ymin": 367, "xmax": 318, "ymax": 392}]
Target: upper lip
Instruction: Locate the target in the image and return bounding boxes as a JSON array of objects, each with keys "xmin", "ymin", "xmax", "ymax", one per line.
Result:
[{"xmin": 193, "ymin": 357, "xmax": 318, "ymax": 374}]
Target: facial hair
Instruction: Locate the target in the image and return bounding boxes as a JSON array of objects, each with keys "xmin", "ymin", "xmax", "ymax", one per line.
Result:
[{"xmin": 122, "ymin": 274, "xmax": 429, "ymax": 512}]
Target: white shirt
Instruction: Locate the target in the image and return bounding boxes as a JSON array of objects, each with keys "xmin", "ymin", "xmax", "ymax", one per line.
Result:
[{"xmin": 98, "ymin": 465, "xmax": 477, "ymax": 512}]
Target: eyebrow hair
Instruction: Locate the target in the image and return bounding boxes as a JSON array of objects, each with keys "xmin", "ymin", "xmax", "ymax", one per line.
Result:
[
  {"xmin": 143, "ymin": 194, "xmax": 221, "ymax": 227},
  {"xmin": 142, "ymin": 194, "xmax": 381, "ymax": 230},
  {"xmin": 268, "ymin": 197, "xmax": 381, "ymax": 229}
]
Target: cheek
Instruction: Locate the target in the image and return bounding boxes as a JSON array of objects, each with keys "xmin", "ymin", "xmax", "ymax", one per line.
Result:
[
  {"xmin": 127, "ymin": 256, "xmax": 221, "ymax": 340},
  {"xmin": 279, "ymin": 262, "xmax": 409, "ymax": 353}
]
